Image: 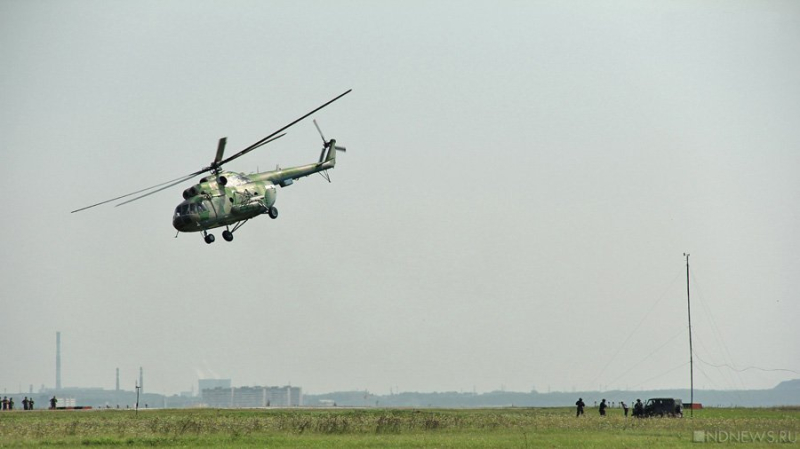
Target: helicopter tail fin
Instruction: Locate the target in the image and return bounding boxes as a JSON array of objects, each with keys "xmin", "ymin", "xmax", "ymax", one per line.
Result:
[
  {"xmin": 316, "ymin": 138, "xmax": 345, "ymax": 182},
  {"xmin": 322, "ymin": 139, "xmax": 346, "ymax": 167},
  {"xmin": 314, "ymin": 120, "xmax": 345, "ymax": 169}
]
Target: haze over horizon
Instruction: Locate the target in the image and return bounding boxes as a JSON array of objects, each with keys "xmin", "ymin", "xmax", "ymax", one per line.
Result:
[{"xmin": 2, "ymin": 1, "xmax": 798, "ymax": 397}]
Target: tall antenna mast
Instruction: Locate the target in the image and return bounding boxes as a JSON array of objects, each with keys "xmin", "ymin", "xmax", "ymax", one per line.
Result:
[
  {"xmin": 135, "ymin": 381, "xmax": 141, "ymax": 416},
  {"xmin": 56, "ymin": 332, "xmax": 62, "ymax": 391},
  {"xmin": 684, "ymin": 253, "xmax": 694, "ymax": 417}
]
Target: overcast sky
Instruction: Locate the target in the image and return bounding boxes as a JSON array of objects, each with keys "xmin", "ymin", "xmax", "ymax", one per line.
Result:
[{"xmin": 2, "ymin": 0, "xmax": 798, "ymax": 397}]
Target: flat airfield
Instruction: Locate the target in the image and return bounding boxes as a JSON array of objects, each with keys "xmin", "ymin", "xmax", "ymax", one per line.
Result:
[{"xmin": 1, "ymin": 406, "xmax": 798, "ymax": 447}]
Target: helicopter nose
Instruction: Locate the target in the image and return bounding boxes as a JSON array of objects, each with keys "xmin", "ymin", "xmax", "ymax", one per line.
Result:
[{"xmin": 173, "ymin": 215, "xmax": 194, "ymax": 231}]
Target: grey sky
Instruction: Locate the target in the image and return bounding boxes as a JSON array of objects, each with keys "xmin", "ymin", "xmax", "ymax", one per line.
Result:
[{"xmin": 1, "ymin": 0, "xmax": 798, "ymax": 396}]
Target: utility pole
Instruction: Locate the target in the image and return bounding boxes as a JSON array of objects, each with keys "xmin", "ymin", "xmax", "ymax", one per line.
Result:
[
  {"xmin": 684, "ymin": 253, "xmax": 694, "ymax": 417},
  {"xmin": 135, "ymin": 381, "xmax": 141, "ymax": 416},
  {"xmin": 56, "ymin": 332, "xmax": 61, "ymax": 391}
]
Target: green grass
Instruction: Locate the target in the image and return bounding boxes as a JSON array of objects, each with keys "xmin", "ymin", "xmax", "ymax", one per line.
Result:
[{"xmin": 1, "ymin": 407, "xmax": 798, "ymax": 447}]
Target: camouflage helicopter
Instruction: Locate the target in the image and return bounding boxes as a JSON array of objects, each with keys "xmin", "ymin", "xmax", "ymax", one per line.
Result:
[{"xmin": 72, "ymin": 90, "xmax": 350, "ymax": 244}]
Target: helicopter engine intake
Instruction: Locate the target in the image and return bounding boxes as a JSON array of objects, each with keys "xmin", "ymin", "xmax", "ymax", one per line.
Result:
[{"xmin": 182, "ymin": 186, "xmax": 200, "ymax": 199}]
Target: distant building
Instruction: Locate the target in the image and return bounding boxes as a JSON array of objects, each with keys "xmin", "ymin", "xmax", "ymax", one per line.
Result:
[
  {"xmin": 267, "ymin": 386, "xmax": 302, "ymax": 407},
  {"xmin": 56, "ymin": 397, "xmax": 77, "ymax": 407},
  {"xmin": 198, "ymin": 379, "xmax": 231, "ymax": 394},
  {"xmin": 201, "ymin": 385, "xmax": 302, "ymax": 408}
]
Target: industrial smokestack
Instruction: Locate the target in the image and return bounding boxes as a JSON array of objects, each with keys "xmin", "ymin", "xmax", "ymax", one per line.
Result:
[
  {"xmin": 56, "ymin": 331, "xmax": 61, "ymax": 391},
  {"xmin": 116, "ymin": 368, "xmax": 120, "ymax": 392}
]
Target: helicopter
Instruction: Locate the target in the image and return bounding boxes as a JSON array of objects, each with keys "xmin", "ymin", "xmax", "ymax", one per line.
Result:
[{"xmin": 72, "ymin": 89, "xmax": 351, "ymax": 244}]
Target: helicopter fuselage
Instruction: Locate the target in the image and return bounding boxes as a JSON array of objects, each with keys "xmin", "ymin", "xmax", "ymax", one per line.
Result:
[
  {"xmin": 172, "ymin": 155, "xmax": 335, "ymax": 235},
  {"xmin": 172, "ymin": 171, "xmax": 277, "ymax": 233}
]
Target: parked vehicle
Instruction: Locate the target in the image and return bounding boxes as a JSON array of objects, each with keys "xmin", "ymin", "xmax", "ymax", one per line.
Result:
[{"xmin": 643, "ymin": 398, "xmax": 683, "ymax": 417}]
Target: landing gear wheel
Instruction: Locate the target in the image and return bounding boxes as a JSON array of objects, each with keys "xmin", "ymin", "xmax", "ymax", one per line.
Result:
[
  {"xmin": 204, "ymin": 234, "xmax": 215, "ymax": 244},
  {"xmin": 222, "ymin": 230, "xmax": 234, "ymax": 242},
  {"xmin": 268, "ymin": 206, "xmax": 279, "ymax": 219}
]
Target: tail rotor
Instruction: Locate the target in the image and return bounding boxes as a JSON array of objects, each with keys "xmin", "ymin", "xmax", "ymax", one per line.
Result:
[
  {"xmin": 314, "ymin": 120, "xmax": 346, "ymax": 159},
  {"xmin": 312, "ymin": 119, "xmax": 346, "ymax": 182}
]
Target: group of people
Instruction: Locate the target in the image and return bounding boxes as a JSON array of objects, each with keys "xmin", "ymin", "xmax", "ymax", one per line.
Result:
[
  {"xmin": 1, "ymin": 396, "xmax": 35, "ymax": 410},
  {"xmin": 0, "ymin": 396, "xmax": 60, "ymax": 411},
  {"xmin": 575, "ymin": 398, "xmax": 646, "ymax": 417}
]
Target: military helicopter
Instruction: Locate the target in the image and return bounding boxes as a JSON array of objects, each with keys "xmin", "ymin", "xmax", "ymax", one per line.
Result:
[{"xmin": 72, "ymin": 89, "xmax": 351, "ymax": 244}]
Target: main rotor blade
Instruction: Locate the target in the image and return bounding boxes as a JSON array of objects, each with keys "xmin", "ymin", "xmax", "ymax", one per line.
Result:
[
  {"xmin": 216, "ymin": 89, "xmax": 351, "ymax": 168},
  {"xmin": 72, "ymin": 134, "xmax": 286, "ymax": 214},
  {"xmin": 70, "ymin": 173, "xmax": 202, "ymax": 213},
  {"xmin": 234, "ymin": 133, "xmax": 285, "ymax": 157},
  {"xmin": 114, "ymin": 134, "xmax": 284, "ymax": 207},
  {"xmin": 115, "ymin": 172, "xmax": 201, "ymax": 207},
  {"xmin": 205, "ymin": 134, "xmax": 286, "ymax": 173},
  {"xmin": 214, "ymin": 137, "xmax": 227, "ymax": 165}
]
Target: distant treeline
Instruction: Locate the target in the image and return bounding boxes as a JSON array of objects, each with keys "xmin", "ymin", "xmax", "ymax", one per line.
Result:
[
  {"xmin": 305, "ymin": 380, "xmax": 800, "ymax": 408},
  {"xmin": 6, "ymin": 379, "xmax": 797, "ymax": 409}
]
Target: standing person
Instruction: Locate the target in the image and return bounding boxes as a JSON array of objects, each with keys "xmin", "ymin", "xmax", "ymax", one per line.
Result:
[
  {"xmin": 634, "ymin": 399, "xmax": 644, "ymax": 418},
  {"xmin": 599, "ymin": 399, "xmax": 608, "ymax": 416},
  {"xmin": 575, "ymin": 397, "xmax": 585, "ymax": 417},
  {"xmin": 621, "ymin": 401, "xmax": 629, "ymax": 417},
  {"xmin": 50, "ymin": 396, "xmax": 57, "ymax": 410},
  {"xmin": 29, "ymin": 397, "xmax": 34, "ymax": 410},
  {"xmin": 7, "ymin": 397, "xmax": 13, "ymax": 410},
  {"xmin": 22, "ymin": 397, "xmax": 29, "ymax": 410},
  {"xmin": 1, "ymin": 396, "xmax": 7, "ymax": 410}
]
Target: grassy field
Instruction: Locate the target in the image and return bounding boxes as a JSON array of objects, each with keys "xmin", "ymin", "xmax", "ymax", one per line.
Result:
[{"xmin": 1, "ymin": 406, "xmax": 798, "ymax": 447}]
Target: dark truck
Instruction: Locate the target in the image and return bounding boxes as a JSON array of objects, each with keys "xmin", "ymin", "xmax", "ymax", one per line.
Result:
[{"xmin": 643, "ymin": 398, "xmax": 683, "ymax": 417}]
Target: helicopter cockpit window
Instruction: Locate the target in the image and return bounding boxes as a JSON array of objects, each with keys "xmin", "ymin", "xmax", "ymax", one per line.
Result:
[
  {"xmin": 175, "ymin": 204, "xmax": 192, "ymax": 216},
  {"xmin": 174, "ymin": 203, "xmax": 208, "ymax": 217}
]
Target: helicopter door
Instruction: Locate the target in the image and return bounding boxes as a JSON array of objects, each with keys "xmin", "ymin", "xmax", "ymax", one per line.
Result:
[
  {"xmin": 198, "ymin": 199, "xmax": 218, "ymax": 220},
  {"xmin": 196, "ymin": 202, "xmax": 210, "ymax": 220}
]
